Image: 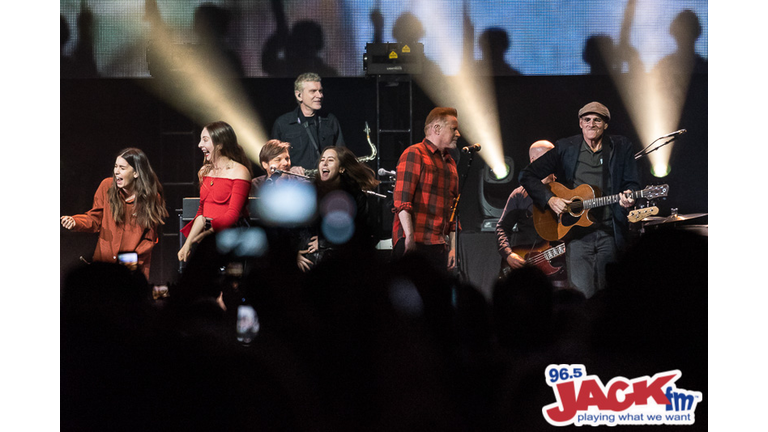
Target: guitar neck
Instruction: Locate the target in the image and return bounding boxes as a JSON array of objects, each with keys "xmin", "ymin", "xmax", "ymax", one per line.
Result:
[
  {"xmin": 584, "ymin": 189, "xmax": 643, "ymax": 210},
  {"xmin": 525, "ymin": 243, "xmax": 566, "ymax": 263}
]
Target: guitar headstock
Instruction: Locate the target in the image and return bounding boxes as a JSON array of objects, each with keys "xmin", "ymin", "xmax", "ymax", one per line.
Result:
[
  {"xmin": 628, "ymin": 206, "xmax": 659, "ymax": 223},
  {"xmin": 639, "ymin": 184, "xmax": 669, "ymax": 200}
]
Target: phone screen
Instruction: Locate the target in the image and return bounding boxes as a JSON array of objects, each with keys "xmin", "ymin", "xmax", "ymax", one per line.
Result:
[
  {"xmin": 236, "ymin": 305, "xmax": 260, "ymax": 344},
  {"xmin": 117, "ymin": 252, "xmax": 138, "ymax": 271}
]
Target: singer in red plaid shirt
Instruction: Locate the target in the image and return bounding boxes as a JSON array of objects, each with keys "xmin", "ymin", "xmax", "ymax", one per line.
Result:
[{"xmin": 392, "ymin": 107, "xmax": 460, "ymax": 272}]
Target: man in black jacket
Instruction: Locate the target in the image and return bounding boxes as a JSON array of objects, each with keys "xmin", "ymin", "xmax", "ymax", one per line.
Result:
[
  {"xmin": 519, "ymin": 101, "xmax": 640, "ymax": 299},
  {"xmin": 271, "ymin": 72, "xmax": 345, "ymax": 170}
]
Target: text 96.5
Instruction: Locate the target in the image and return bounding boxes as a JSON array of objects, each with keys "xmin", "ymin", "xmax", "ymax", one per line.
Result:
[{"xmin": 546, "ymin": 364, "xmax": 586, "ymax": 384}]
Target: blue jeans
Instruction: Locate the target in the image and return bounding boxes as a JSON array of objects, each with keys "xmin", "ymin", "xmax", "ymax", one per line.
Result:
[{"xmin": 565, "ymin": 229, "xmax": 617, "ymax": 299}]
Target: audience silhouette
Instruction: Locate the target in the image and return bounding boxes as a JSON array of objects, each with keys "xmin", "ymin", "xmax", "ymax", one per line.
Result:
[
  {"xmin": 63, "ymin": 2, "xmax": 707, "ymax": 79},
  {"xmin": 193, "ymin": 3, "xmax": 245, "ymax": 77},
  {"xmin": 653, "ymin": 9, "xmax": 708, "ymax": 76},
  {"xmin": 389, "ymin": 11, "xmax": 442, "ymax": 76},
  {"xmin": 61, "ymin": 217, "xmax": 708, "ymax": 430},
  {"xmin": 476, "ymin": 27, "xmax": 522, "ymax": 76},
  {"xmin": 262, "ymin": 0, "xmax": 338, "ymax": 77},
  {"xmin": 60, "ymin": 6, "xmax": 99, "ymax": 79}
]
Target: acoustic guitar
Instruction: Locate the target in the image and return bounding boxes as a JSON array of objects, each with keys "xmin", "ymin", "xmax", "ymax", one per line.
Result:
[
  {"xmin": 500, "ymin": 242, "xmax": 566, "ymax": 278},
  {"xmin": 532, "ymin": 182, "xmax": 669, "ymax": 241}
]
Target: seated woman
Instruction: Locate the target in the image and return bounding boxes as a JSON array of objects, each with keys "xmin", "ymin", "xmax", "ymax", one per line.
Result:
[
  {"xmin": 250, "ymin": 139, "xmax": 306, "ymax": 195},
  {"xmin": 61, "ymin": 148, "xmax": 168, "ymax": 280},
  {"xmin": 298, "ymin": 146, "xmax": 380, "ymax": 271},
  {"xmin": 178, "ymin": 121, "xmax": 252, "ymax": 262}
]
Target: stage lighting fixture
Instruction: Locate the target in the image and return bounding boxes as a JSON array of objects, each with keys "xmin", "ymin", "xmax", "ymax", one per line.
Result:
[
  {"xmin": 363, "ymin": 43, "xmax": 424, "ymax": 75},
  {"xmin": 489, "ymin": 162, "xmax": 510, "ymax": 181},
  {"xmin": 479, "ymin": 156, "xmax": 514, "ymax": 231},
  {"xmin": 651, "ymin": 163, "xmax": 671, "ymax": 178}
]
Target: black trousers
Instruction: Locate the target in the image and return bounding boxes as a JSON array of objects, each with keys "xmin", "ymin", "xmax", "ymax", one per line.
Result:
[{"xmin": 391, "ymin": 239, "xmax": 449, "ymax": 274}]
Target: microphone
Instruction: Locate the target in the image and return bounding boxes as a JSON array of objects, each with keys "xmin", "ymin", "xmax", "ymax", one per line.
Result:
[
  {"xmin": 271, "ymin": 166, "xmax": 310, "ymax": 179},
  {"xmin": 462, "ymin": 143, "xmax": 482, "ymax": 153},
  {"xmin": 659, "ymin": 129, "xmax": 687, "ymax": 139},
  {"xmin": 378, "ymin": 168, "xmax": 396, "ymax": 177},
  {"xmin": 364, "ymin": 190, "xmax": 387, "ymax": 198}
]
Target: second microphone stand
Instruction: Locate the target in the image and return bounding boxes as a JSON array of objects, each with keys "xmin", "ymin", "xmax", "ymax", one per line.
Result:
[{"xmin": 450, "ymin": 149, "xmax": 477, "ymax": 282}]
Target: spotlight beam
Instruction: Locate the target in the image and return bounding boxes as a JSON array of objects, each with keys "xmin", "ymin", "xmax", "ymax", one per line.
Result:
[
  {"xmin": 411, "ymin": 1, "xmax": 507, "ymax": 177},
  {"xmin": 141, "ymin": 4, "xmax": 268, "ymax": 163},
  {"xmin": 604, "ymin": 3, "xmax": 700, "ymax": 178}
]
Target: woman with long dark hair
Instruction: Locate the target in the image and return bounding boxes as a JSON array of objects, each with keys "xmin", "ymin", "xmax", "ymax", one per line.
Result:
[
  {"xmin": 61, "ymin": 148, "xmax": 168, "ymax": 279},
  {"xmin": 298, "ymin": 146, "xmax": 380, "ymax": 271},
  {"xmin": 178, "ymin": 121, "xmax": 252, "ymax": 262}
]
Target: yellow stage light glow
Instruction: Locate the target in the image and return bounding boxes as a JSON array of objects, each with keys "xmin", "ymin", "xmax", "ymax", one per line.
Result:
[
  {"xmin": 603, "ymin": 5, "xmax": 700, "ymax": 178},
  {"xmin": 410, "ymin": 1, "xmax": 507, "ymax": 178},
  {"xmin": 140, "ymin": 16, "xmax": 268, "ymax": 164},
  {"xmin": 609, "ymin": 68, "xmax": 685, "ymax": 178},
  {"xmin": 491, "ymin": 162, "xmax": 510, "ymax": 180}
]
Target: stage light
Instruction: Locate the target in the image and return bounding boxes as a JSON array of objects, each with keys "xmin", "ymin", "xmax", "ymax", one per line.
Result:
[
  {"xmin": 603, "ymin": 7, "xmax": 703, "ymax": 179},
  {"xmin": 141, "ymin": 13, "xmax": 268, "ymax": 164},
  {"xmin": 651, "ymin": 163, "xmax": 671, "ymax": 178},
  {"xmin": 478, "ymin": 156, "xmax": 515, "ymax": 231},
  {"xmin": 490, "ymin": 161, "xmax": 510, "ymax": 181},
  {"xmin": 406, "ymin": 2, "xmax": 508, "ymax": 191},
  {"xmin": 612, "ymin": 69, "xmax": 683, "ymax": 179}
]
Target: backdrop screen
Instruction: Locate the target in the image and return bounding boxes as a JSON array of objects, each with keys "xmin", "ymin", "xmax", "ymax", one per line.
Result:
[{"xmin": 60, "ymin": 0, "xmax": 708, "ymax": 78}]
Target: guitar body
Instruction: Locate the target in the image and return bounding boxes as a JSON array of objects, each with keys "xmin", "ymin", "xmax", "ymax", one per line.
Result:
[
  {"xmin": 499, "ymin": 242, "xmax": 566, "ymax": 278},
  {"xmin": 533, "ymin": 182, "xmax": 598, "ymax": 241}
]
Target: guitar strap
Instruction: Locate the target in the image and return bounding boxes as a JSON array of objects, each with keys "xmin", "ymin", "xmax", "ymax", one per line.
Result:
[
  {"xmin": 602, "ymin": 149, "xmax": 611, "ymax": 196},
  {"xmin": 301, "ymin": 117, "xmax": 321, "ymax": 156},
  {"xmin": 603, "ymin": 137, "xmax": 613, "ymax": 191},
  {"xmin": 601, "ymin": 139, "xmax": 614, "ymax": 225}
]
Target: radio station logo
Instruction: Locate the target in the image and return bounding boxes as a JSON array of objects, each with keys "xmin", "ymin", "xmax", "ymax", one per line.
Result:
[{"xmin": 542, "ymin": 364, "xmax": 702, "ymax": 427}]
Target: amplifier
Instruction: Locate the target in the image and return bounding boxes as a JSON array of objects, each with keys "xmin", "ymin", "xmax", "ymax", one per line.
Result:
[{"xmin": 364, "ymin": 43, "xmax": 424, "ymax": 75}]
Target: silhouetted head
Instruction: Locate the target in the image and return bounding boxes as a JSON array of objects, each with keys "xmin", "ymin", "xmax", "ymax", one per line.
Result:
[
  {"xmin": 479, "ymin": 28, "xmax": 510, "ymax": 57},
  {"xmin": 289, "ymin": 21, "xmax": 325, "ymax": 52},
  {"xmin": 62, "ymin": 262, "xmax": 152, "ymax": 317},
  {"xmin": 583, "ymin": 34, "xmax": 616, "ymax": 73},
  {"xmin": 193, "ymin": 3, "xmax": 231, "ymax": 40},
  {"xmin": 393, "ymin": 12, "xmax": 425, "ymax": 43},
  {"xmin": 61, "ymin": 15, "xmax": 71, "ymax": 47},
  {"xmin": 670, "ymin": 10, "xmax": 702, "ymax": 47}
]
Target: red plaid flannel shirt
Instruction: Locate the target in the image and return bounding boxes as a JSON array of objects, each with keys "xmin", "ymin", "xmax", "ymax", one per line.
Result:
[{"xmin": 392, "ymin": 139, "xmax": 459, "ymax": 246}]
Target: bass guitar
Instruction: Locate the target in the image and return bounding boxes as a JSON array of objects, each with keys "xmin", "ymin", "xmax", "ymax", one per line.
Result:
[
  {"xmin": 533, "ymin": 182, "xmax": 669, "ymax": 241},
  {"xmin": 627, "ymin": 206, "xmax": 659, "ymax": 223},
  {"xmin": 500, "ymin": 242, "xmax": 566, "ymax": 278}
]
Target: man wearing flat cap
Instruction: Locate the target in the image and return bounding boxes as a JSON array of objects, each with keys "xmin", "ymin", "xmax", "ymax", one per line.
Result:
[{"xmin": 519, "ymin": 101, "xmax": 640, "ymax": 299}]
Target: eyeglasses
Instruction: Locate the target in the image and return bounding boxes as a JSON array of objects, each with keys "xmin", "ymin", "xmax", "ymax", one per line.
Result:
[{"xmin": 581, "ymin": 117, "xmax": 605, "ymax": 125}]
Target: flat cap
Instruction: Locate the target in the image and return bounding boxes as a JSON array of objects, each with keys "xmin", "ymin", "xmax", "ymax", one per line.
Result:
[{"xmin": 578, "ymin": 101, "xmax": 610, "ymax": 121}]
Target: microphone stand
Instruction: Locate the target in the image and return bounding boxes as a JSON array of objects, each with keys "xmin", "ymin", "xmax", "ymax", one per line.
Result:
[
  {"xmin": 450, "ymin": 149, "xmax": 476, "ymax": 282},
  {"xmin": 634, "ymin": 134, "xmax": 681, "ymax": 160}
]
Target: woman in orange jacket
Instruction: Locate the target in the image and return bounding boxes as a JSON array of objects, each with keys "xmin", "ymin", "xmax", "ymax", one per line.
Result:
[{"xmin": 61, "ymin": 148, "xmax": 168, "ymax": 280}]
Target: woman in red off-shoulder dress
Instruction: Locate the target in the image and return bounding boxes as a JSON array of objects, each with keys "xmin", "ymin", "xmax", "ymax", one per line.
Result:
[{"xmin": 178, "ymin": 121, "xmax": 253, "ymax": 262}]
